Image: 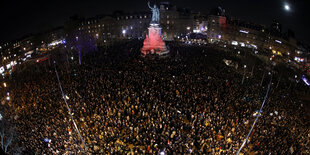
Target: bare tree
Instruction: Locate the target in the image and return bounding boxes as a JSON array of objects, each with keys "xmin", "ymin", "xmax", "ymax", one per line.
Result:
[{"xmin": 0, "ymin": 117, "xmax": 15, "ymax": 153}]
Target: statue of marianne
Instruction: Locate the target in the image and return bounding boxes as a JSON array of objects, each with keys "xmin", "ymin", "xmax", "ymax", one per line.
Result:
[{"xmin": 148, "ymin": 2, "xmax": 160, "ymax": 24}]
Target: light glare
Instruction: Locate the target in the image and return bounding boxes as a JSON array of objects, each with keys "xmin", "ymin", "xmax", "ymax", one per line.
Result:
[{"xmin": 285, "ymin": 4, "xmax": 290, "ymax": 11}]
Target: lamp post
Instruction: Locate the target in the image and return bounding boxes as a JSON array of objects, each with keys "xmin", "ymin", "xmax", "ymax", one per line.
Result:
[
  {"xmin": 260, "ymin": 71, "xmax": 266, "ymax": 87},
  {"xmin": 75, "ymin": 36, "xmax": 82, "ymax": 65},
  {"xmin": 251, "ymin": 65, "xmax": 255, "ymax": 76},
  {"xmin": 242, "ymin": 65, "xmax": 246, "ymax": 84}
]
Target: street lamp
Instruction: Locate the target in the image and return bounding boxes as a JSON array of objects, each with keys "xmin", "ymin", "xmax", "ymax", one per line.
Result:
[
  {"xmin": 3, "ymin": 82, "xmax": 7, "ymax": 87},
  {"xmin": 242, "ymin": 65, "xmax": 247, "ymax": 84}
]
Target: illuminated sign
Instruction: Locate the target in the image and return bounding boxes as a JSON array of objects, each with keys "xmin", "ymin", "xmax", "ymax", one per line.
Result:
[
  {"xmin": 239, "ymin": 30, "xmax": 249, "ymax": 34},
  {"xmin": 48, "ymin": 39, "xmax": 66, "ymax": 47},
  {"xmin": 275, "ymin": 40, "xmax": 282, "ymax": 44},
  {"xmin": 251, "ymin": 44, "xmax": 257, "ymax": 49},
  {"xmin": 302, "ymin": 75, "xmax": 310, "ymax": 86},
  {"xmin": 0, "ymin": 66, "xmax": 4, "ymax": 74},
  {"xmin": 193, "ymin": 29, "xmax": 200, "ymax": 33},
  {"xmin": 294, "ymin": 57, "xmax": 304, "ymax": 62},
  {"xmin": 232, "ymin": 41, "xmax": 238, "ymax": 45}
]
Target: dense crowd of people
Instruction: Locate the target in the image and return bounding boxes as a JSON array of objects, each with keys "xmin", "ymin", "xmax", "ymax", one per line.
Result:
[{"xmin": 1, "ymin": 40, "xmax": 309, "ymax": 154}]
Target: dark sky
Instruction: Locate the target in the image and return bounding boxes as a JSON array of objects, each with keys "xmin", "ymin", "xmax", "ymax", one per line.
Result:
[{"xmin": 1, "ymin": 0, "xmax": 309, "ymax": 45}]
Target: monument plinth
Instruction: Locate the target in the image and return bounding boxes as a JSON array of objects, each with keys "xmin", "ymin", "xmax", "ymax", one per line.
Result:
[{"xmin": 141, "ymin": 2, "xmax": 169, "ymax": 56}]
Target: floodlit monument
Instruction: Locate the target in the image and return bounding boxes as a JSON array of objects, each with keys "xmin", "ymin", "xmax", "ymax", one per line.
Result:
[{"xmin": 141, "ymin": 2, "xmax": 169, "ymax": 56}]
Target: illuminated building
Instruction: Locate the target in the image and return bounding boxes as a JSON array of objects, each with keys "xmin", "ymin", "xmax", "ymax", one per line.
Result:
[
  {"xmin": 206, "ymin": 7, "xmax": 297, "ymax": 57},
  {"xmin": 73, "ymin": 1, "xmax": 193, "ymax": 44}
]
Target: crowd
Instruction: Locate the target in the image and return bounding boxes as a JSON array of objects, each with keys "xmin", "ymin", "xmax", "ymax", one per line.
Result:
[{"xmin": 1, "ymin": 40, "xmax": 309, "ymax": 154}]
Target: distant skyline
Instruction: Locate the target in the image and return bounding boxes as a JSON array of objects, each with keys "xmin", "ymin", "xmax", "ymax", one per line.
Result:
[{"xmin": 1, "ymin": 0, "xmax": 309, "ymax": 45}]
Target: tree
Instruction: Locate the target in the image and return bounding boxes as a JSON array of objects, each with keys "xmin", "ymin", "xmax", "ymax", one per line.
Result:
[{"xmin": 0, "ymin": 118, "xmax": 14, "ymax": 153}]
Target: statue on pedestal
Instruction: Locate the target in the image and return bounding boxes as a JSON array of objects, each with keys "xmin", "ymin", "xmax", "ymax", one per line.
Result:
[
  {"xmin": 141, "ymin": 2, "xmax": 169, "ymax": 56},
  {"xmin": 148, "ymin": 2, "xmax": 160, "ymax": 24}
]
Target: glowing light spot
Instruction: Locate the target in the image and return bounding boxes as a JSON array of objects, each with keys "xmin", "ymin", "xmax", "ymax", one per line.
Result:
[{"xmin": 285, "ymin": 4, "xmax": 290, "ymax": 11}]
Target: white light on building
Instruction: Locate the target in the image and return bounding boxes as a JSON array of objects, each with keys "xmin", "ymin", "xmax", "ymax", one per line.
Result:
[
  {"xmin": 193, "ymin": 29, "xmax": 200, "ymax": 33},
  {"xmin": 0, "ymin": 67, "xmax": 4, "ymax": 74},
  {"xmin": 240, "ymin": 42, "xmax": 245, "ymax": 47},
  {"xmin": 239, "ymin": 30, "xmax": 249, "ymax": 34},
  {"xmin": 232, "ymin": 41, "xmax": 238, "ymax": 46},
  {"xmin": 275, "ymin": 40, "xmax": 282, "ymax": 44}
]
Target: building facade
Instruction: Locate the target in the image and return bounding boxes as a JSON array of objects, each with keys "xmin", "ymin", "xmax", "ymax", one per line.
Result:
[
  {"xmin": 207, "ymin": 8, "xmax": 297, "ymax": 58},
  {"xmin": 73, "ymin": 2, "xmax": 194, "ymax": 45}
]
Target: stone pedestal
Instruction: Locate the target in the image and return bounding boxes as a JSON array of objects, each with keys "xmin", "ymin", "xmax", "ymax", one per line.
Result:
[{"xmin": 141, "ymin": 24, "xmax": 169, "ymax": 56}]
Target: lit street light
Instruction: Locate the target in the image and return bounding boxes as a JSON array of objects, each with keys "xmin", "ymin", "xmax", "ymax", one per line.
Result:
[
  {"xmin": 284, "ymin": 4, "xmax": 290, "ymax": 11},
  {"xmin": 122, "ymin": 29, "xmax": 126, "ymax": 37},
  {"xmin": 242, "ymin": 65, "xmax": 247, "ymax": 84}
]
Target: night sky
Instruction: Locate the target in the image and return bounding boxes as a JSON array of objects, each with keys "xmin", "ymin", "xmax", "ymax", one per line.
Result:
[{"xmin": 1, "ymin": 0, "xmax": 309, "ymax": 45}]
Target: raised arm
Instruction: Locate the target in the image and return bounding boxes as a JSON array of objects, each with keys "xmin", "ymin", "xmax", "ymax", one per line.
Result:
[{"xmin": 148, "ymin": 2, "xmax": 152, "ymax": 9}]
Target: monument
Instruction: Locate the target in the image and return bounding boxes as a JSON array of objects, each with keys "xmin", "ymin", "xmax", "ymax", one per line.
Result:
[{"xmin": 141, "ymin": 2, "xmax": 169, "ymax": 56}]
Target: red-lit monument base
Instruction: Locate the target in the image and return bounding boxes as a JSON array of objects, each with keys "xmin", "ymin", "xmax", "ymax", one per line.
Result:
[{"xmin": 141, "ymin": 24, "xmax": 169, "ymax": 56}]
